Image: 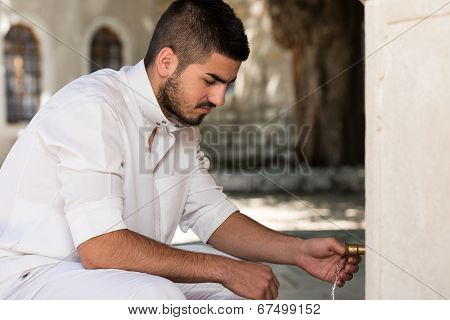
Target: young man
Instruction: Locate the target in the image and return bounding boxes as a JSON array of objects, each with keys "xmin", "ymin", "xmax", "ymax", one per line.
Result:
[{"xmin": 0, "ymin": 0, "xmax": 360, "ymax": 300}]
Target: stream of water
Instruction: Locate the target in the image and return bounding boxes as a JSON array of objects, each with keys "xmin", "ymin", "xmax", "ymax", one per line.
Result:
[{"xmin": 331, "ymin": 257, "xmax": 346, "ymax": 300}]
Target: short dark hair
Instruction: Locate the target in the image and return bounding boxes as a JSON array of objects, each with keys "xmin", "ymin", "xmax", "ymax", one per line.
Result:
[{"xmin": 144, "ymin": 0, "xmax": 249, "ymax": 73}]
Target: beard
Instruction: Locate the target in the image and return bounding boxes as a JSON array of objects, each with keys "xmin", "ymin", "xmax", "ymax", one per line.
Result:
[{"xmin": 157, "ymin": 76, "xmax": 214, "ymax": 127}]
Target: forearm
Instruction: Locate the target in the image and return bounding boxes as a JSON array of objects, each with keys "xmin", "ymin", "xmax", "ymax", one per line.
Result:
[
  {"xmin": 208, "ymin": 212, "xmax": 303, "ymax": 266},
  {"xmin": 78, "ymin": 229, "xmax": 233, "ymax": 284}
]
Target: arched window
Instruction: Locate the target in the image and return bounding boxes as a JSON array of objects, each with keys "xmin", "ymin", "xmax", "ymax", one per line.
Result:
[
  {"xmin": 4, "ymin": 25, "xmax": 41, "ymax": 123},
  {"xmin": 90, "ymin": 27, "xmax": 123, "ymax": 72}
]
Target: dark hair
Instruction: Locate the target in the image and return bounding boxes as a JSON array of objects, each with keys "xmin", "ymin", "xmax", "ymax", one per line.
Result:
[{"xmin": 144, "ymin": 0, "xmax": 249, "ymax": 73}]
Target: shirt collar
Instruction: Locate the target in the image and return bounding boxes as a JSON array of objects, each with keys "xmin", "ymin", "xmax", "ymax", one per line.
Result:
[{"xmin": 126, "ymin": 60, "xmax": 186, "ymax": 131}]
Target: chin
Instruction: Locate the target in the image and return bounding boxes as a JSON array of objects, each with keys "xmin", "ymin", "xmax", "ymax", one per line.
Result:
[
  {"xmin": 177, "ymin": 114, "xmax": 205, "ymax": 127},
  {"xmin": 189, "ymin": 116, "xmax": 205, "ymax": 126}
]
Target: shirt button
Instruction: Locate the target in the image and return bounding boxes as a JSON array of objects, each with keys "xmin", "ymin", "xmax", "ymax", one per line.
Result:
[
  {"xmin": 162, "ymin": 120, "xmax": 167, "ymax": 124},
  {"xmin": 156, "ymin": 122, "xmax": 160, "ymax": 126}
]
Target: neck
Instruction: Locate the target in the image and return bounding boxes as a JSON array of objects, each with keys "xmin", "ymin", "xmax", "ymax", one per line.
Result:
[{"xmin": 147, "ymin": 66, "xmax": 163, "ymax": 101}]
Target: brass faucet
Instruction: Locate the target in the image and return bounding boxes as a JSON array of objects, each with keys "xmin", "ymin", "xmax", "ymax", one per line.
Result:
[{"xmin": 344, "ymin": 243, "xmax": 365, "ymax": 256}]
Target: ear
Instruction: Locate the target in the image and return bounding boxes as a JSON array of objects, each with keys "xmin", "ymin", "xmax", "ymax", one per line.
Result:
[{"xmin": 154, "ymin": 47, "xmax": 179, "ymax": 78}]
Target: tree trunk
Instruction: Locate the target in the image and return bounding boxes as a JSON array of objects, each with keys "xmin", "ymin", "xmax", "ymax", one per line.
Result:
[{"xmin": 267, "ymin": 0, "xmax": 364, "ymax": 166}]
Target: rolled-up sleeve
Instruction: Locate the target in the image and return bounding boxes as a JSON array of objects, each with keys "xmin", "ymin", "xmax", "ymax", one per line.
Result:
[
  {"xmin": 179, "ymin": 129, "xmax": 239, "ymax": 243},
  {"xmin": 37, "ymin": 99, "xmax": 127, "ymax": 247}
]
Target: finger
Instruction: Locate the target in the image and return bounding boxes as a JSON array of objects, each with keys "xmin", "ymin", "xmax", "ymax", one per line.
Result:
[
  {"xmin": 269, "ymin": 279, "xmax": 278, "ymax": 300},
  {"xmin": 273, "ymin": 274, "xmax": 280, "ymax": 289},
  {"xmin": 347, "ymin": 256, "xmax": 361, "ymax": 264},
  {"xmin": 337, "ymin": 280, "xmax": 345, "ymax": 288},
  {"xmin": 266, "ymin": 272, "xmax": 278, "ymax": 299},
  {"xmin": 265, "ymin": 287, "xmax": 272, "ymax": 300},
  {"xmin": 345, "ymin": 264, "xmax": 359, "ymax": 274},
  {"xmin": 339, "ymin": 270, "xmax": 351, "ymax": 282},
  {"xmin": 339, "ymin": 269, "xmax": 354, "ymax": 282}
]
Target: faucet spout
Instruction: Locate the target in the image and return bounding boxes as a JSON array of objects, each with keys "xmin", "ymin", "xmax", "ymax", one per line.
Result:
[{"xmin": 344, "ymin": 243, "xmax": 365, "ymax": 256}]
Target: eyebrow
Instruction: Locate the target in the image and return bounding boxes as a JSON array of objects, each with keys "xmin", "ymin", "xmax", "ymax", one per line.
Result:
[{"xmin": 206, "ymin": 73, "xmax": 237, "ymax": 84}]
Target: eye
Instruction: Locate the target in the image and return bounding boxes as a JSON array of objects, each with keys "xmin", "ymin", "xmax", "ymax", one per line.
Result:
[{"xmin": 203, "ymin": 79, "xmax": 215, "ymax": 86}]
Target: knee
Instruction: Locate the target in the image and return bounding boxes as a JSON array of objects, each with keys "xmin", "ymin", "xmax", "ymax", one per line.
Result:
[
  {"xmin": 201, "ymin": 284, "xmax": 244, "ymax": 300},
  {"xmin": 214, "ymin": 287, "xmax": 244, "ymax": 300},
  {"xmin": 131, "ymin": 277, "xmax": 186, "ymax": 300}
]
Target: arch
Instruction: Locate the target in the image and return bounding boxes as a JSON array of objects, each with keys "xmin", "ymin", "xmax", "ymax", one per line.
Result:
[
  {"xmin": 0, "ymin": 11, "xmax": 55, "ymax": 130},
  {"xmin": 82, "ymin": 17, "xmax": 133, "ymax": 74},
  {"xmin": 3, "ymin": 24, "xmax": 41, "ymax": 123},
  {"xmin": 90, "ymin": 26, "xmax": 123, "ymax": 72}
]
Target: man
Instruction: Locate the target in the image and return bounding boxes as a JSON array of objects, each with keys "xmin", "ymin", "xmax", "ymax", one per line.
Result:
[{"xmin": 0, "ymin": 0, "xmax": 360, "ymax": 300}]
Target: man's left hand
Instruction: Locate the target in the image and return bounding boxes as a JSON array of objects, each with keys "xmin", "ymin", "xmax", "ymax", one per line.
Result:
[{"xmin": 296, "ymin": 238, "xmax": 361, "ymax": 287}]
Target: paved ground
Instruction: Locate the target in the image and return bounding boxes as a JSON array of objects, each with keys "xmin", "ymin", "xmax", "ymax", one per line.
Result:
[{"xmin": 172, "ymin": 192, "xmax": 366, "ymax": 300}]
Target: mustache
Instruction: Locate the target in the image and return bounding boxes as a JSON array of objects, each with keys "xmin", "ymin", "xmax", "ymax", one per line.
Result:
[{"xmin": 195, "ymin": 102, "xmax": 216, "ymax": 109}]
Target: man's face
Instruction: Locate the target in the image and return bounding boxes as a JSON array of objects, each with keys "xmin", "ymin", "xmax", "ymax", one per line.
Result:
[{"xmin": 157, "ymin": 53, "xmax": 241, "ymax": 126}]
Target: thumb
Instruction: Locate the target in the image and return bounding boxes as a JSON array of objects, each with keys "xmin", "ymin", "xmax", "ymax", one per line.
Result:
[{"xmin": 328, "ymin": 238, "xmax": 345, "ymax": 256}]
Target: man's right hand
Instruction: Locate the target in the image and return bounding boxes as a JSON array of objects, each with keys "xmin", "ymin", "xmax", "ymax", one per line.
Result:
[{"xmin": 220, "ymin": 260, "xmax": 279, "ymax": 300}]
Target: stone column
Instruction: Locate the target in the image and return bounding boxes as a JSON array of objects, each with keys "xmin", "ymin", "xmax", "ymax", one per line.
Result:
[{"xmin": 365, "ymin": 0, "xmax": 450, "ymax": 299}]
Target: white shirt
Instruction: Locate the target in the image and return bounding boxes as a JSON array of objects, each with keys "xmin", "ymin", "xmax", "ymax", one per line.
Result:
[{"xmin": 0, "ymin": 60, "xmax": 238, "ymax": 290}]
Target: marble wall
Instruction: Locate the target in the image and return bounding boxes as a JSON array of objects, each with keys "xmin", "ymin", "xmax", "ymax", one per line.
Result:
[{"xmin": 365, "ymin": 0, "xmax": 450, "ymax": 299}]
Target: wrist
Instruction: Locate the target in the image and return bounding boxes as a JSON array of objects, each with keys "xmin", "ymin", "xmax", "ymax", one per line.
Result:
[
  {"xmin": 293, "ymin": 237, "xmax": 307, "ymax": 268},
  {"xmin": 207, "ymin": 255, "xmax": 237, "ymax": 285}
]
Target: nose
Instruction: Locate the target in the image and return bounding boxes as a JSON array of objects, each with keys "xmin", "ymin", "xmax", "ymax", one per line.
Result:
[{"xmin": 208, "ymin": 85, "xmax": 227, "ymax": 107}]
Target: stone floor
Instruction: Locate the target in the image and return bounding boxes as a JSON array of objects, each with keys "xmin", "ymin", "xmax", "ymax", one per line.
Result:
[{"xmin": 172, "ymin": 192, "xmax": 366, "ymax": 300}]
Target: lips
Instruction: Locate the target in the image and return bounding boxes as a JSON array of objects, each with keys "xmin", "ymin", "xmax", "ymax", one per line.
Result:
[{"xmin": 198, "ymin": 106, "xmax": 213, "ymax": 114}]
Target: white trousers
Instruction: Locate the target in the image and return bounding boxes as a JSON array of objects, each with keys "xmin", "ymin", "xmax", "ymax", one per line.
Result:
[{"xmin": 2, "ymin": 244, "xmax": 244, "ymax": 300}]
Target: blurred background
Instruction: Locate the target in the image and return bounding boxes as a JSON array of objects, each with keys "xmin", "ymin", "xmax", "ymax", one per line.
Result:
[{"xmin": 0, "ymin": 0, "xmax": 366, "ymax": 299}]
